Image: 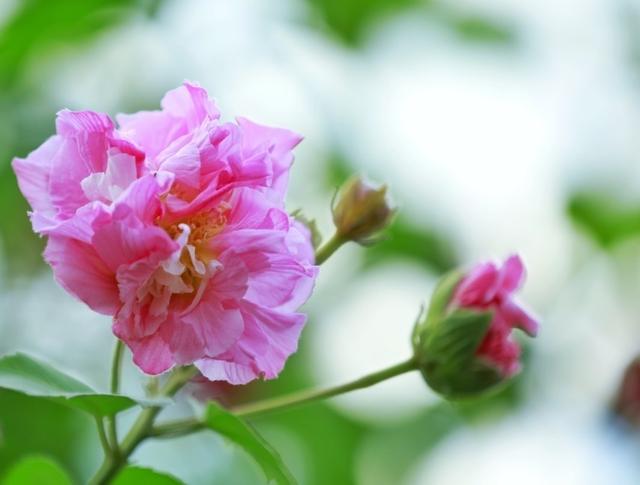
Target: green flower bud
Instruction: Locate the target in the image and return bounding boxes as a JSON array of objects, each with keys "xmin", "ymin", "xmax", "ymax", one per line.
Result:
[
  {"xmin": 331, "ymin": 175, "xmax": 396, "ymax": 244},
  {"xmin": 412, "ymin": 271, "xmax": 503, "ymax": 399}
]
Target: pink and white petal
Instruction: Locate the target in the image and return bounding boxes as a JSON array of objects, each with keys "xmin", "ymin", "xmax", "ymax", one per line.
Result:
[
  {"xmin": 48, "ymin": 137, "xmax": 94, "ymax": 219},
  {"xmin": 157, "ymin": 141, "xmax": 201, "ymax": 189},
  {"xmin": 209, "ymin": 254, "xmax": 249, "ymax": 301},
  {"xmin": 239, "ymin": 301, "xmax": 306, "ymax": 374},
  {"xmin": 500, "ymin": 299, "xmax": 539, "ymax": 336},
  {"xmin": 499, "ymin": 254, "xmax": 525, "ymax": 294},
  {"xmin": 161, "ymin": 82, "xmax": 219, "ymax": 128},
  {"xmin": 455, "ymin": 262, "xmax": 500, "ymax": 307},
  {"xmin": 183, "ymin": 299, "xmax": 244, "ymax": 357},
  {"xmin": 242, "ymin": 254, "xmax": 317, "ymax": 311},
  {"xmin": 476, "ymin": 319, "xmax": 521, "ymax": 377},
  {"xmin": 12, "ymin": 136, "xmax": 60, "ymax": 216},
  {"xmin": 195, "ymin": 357, "xmax": 258, "ymax": 385},
  {"xmin": 44, "ymin": 236, "xmax": 119, "ymax": 315},
  {"xmin": 213, "ymin": 229, "xmax": 287, "ymax": 258},
  {"xmin": 224, "ymin": 188, "xmax": 285, "ymax": 230},
  {"xmin": 236, "ymin": 117, "xmax": 302, "ymax": 195},
  {"xmin": 286, "ymin": 219, "xmax": 316, "ymax": 265},
  {"xmin": 43, "ymin": 201, "xmax": 109, "ymax": 242},
  {"xmin": 91, "ymin": 212, "xmax": 175, "ymax": 272},
  {"xmin": 117, "ymin": 110, "xmax": 184, "ymax": 162},
  {"xmin": 47, "ymin": 111, "xmax": 115, "ymax": 219},
  {"xmin": 125, "ymin": 332, "xmax": 175, "ymax": 375},
  {"xmin": 55, "ymin": 109, "xmax": 114, "ymax": 137},
  {"xmin": 114, "ymin": 173, "xmax": 173, "ymax": 224}
]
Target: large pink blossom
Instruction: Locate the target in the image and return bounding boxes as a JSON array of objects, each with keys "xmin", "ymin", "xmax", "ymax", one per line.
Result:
[
  {"xmin": 13, "ymin": 82, "xmax": 318, "ymax": 384},
  {"xmin": 453, "ymin": 254, "xmax": 538, "ymax": 376}
]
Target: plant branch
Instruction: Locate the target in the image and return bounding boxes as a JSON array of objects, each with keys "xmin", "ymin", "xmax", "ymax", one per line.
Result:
[
  {"xmin": 314, "ymin": 232, "xmax": 346, "ymax": 265},
  {"xmin": 107, "ymin": 340, "xmax": 125, "ymax": 453},
  {"xmin": 150, "ymin": 357, "xmax": 418, "ymax": 438},
  {"xmin": 94, "ymin": 416, "xmax": 112, "ymax": 457},
  {"xmin": 89, "ymin": 365, "xmax": 198, "ymax": 485}
]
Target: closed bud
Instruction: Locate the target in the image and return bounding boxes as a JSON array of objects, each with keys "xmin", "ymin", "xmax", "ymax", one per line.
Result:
[
  {"xmin": 412, "ymin": 255, "xmax": 539, "ymax": 399},
  {"xmin": 332, "ymin": 175, "xmax": 395, "ymax": 244}
]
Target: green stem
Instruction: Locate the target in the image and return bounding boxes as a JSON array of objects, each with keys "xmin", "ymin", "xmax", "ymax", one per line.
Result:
[
  {"xmin": 89, "ymin": 366, "xmax": 198, "ymax": 485},
  {"xmin": 107, "ymin": 340, "xmax": 125, "ymax": 453},
  {"xmin": 151, "ymin": 357, "xmax": 418, "ymax": 438},
  {"xmin": 234, "ymin": 357, "xmax": 417, "ymax": 418},
  {"xmin": 314, "ymin": 232, "xmax": 346, "ymax": 265},
  {"xmin": 94, "ymin": 417, "xmax": 112, "ymax": 456}
]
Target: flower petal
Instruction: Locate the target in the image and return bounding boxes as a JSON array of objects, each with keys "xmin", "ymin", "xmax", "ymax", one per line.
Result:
[{"xmin": 44, "ymin": 236, "xmax": 119, "ymax": 315}]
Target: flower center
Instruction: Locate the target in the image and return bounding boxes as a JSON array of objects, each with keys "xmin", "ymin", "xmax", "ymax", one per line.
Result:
[{"xmin": 141, "ymin": 201, "xmax": 232, "ymax": 316}]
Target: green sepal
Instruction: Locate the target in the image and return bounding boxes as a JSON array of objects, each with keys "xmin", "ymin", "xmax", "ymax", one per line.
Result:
[
  {"xmin": 412, "ymin": 270, "xmax": 504, "ymax": 398},
  {"xmin": 411, "ymin": 269, "xmax": 463, "ymax": 350}
]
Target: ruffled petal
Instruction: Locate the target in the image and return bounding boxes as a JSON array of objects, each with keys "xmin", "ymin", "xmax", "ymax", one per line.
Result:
[
  {"xmin": 12, "ymin": 136, "xmax": 60, "ymax": 217},
  {"xmin": 183, "ymin": 299, "xmax": 244, "ymax": 357},
  {"xmin": 499, "ymin": 254, "xmax": 525, "ymax": 294},
  {"xmin": 236, "ymin": 117, "xmax": 302, "ymax": 196},
  {"xmin": 501, "ymin": 299, "xmax": 539, "ymax": 337},
  {"xmin": 195, "ymin": 358, "xmax": 258, "ymax": 385},
  {"xmin": 44, "ymin": 236, "xmax": 119, "ymax": 315},
  {"xmin": 454, "ymin": 262, "xmax": 500, "ymax": 307}
]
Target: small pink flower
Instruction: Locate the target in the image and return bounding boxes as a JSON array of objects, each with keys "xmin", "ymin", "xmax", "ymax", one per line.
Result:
[
  {"xmin": 13, "ymin": 82, "xmax": 318, "ymax": 384},
  {"xmin": 453, "ymin": 254, "xmax": 539, "ymax": 376}
]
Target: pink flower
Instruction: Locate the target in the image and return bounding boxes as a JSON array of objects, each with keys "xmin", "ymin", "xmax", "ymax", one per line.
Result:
[
  {"xmin": 12, "ymin": 82, "xmax": 318, "ymax": 384},
  {"xmin": 453, "ymin": 254, "xmax": 539, "ymax": 376}
]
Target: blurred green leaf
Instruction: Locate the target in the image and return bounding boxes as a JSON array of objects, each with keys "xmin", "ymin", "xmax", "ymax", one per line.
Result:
[
  {"xmin": 0, "ymin": 0, "xmax": 161, "ymax": 88},
  {"xmin": 0, "ymin": 353, "xmax": 161, "ymax": 417},
  {"xmin": 362, "ymin": 216, "xmax": 458, "ymax": 272},
  {"xmin": 113, "ymin": 466, "xmax": 183, "ymax": 484},
  {"xmin": 204, "ymin": 402, "xmax": 297, "ymax": 485},
  {"xmin": 241, "ymin": 334, "xmax": 367, "ymax": 485},
  {"xmin": 305, "ymin": 0, "xmax": 516, "ymax": 47},
  {"xmin": 567, "ymin": 190, "xmax": 640, "ymax": 248},
  {"xmin": 0, "ymin": 390, "xmax": 92, "ymax": 482},
  {"xmin": 0, "ymin": 455, "xmax": 72, "ymax": 485},
  {"xmin": 448, "ymin": 14, "xmax": 515, "ymax": 44},
  {"xmin": 306, "ymin": 0, "xmax": 424, "ymax": 45},
  {"xmin": 356, "ymin": 403, "xmax": 460, "ymax": 485}
]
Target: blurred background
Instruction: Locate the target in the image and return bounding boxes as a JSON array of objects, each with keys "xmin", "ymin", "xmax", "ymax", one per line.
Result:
[{"xmin": 2, "ymin": 0, "xmax": 640, "ymax": 483}]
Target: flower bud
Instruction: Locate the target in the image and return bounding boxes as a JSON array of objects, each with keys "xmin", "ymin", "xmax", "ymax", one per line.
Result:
[
  {"xmin": 412, "ymin": 255, "xmax": 538, "ymax": 398},
  {"xmin": 331, "ymin": 175, "xmax": 395, "ymax": 244}
]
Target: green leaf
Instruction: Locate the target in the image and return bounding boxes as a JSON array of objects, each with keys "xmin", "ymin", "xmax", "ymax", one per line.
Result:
[
  {"xmin": 1, "ymin": 455, "xmax": 73, "ymax": 485},
  {"xmin": 113, "ymin": 466, "xmax": 184, "ymax": 484},
  {"xmin": 567, "ymin": 190, "xmax": 640, "ymax": 248},
  {"xmin": 0, "ymin": 353, "xmax": 161, "ymax": 417},
  {"xmin": 362, "ymin": 216, "xmax": 458, "ymax": 273},
  {"xmin": 306, "ymin": 0, "xmax": 424, "ymax": 46},
  {"xmin": 204, "ymin": 402, "xmax": 297, "ymax": 485}
]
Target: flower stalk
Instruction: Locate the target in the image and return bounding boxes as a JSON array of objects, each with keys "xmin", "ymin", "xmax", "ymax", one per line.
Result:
[
  {"xmin": 107, "ymin": 340, "xmax": 125, "ymax": 453},
  {"xmin": 314, "ymin": 232, "xmax": 346, "ymax": 265},
  {"xmin": 150, "ymin": 357, "xmax": 418, "ymax": 439},
  {"xmin": 89, "ymin": 365, "xmax": 198, "ymax": 485}
]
